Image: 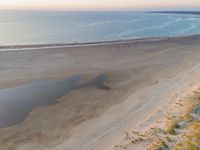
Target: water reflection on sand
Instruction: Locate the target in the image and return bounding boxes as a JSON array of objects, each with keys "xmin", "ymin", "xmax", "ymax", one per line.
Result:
[
  {"xmin": 0, "ymin": 74, "xmax": 109, "ymax": 128},
  {"xmin": 0, "ymin": 75, "xmax": 81, "ymax": 128}
]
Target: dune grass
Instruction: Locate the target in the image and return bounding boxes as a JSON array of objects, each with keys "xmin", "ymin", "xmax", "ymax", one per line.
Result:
[{"xmin": 173, "ymin": 120, "xmax": 200, "ymax": 150}]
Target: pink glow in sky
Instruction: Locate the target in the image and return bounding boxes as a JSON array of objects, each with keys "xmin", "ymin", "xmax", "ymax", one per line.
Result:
[{"xmin": 0, "ymin": 0, "xmax": 200, "ymax": 10}]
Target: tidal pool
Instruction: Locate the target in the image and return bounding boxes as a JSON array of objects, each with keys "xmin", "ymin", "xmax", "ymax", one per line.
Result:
[{"xmin": 0, "ymin": 75, "xmax": 81, "ymax": 128}]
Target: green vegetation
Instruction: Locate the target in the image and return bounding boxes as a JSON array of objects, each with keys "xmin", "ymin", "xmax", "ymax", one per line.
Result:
[
  {"xmin": 148, "ymin": 90, "xmax": 200, "ymax": 150},
  {"xmin": 173, "ymin": 117, "xmax": 200, "ymax": 150},
  {"xmin": 153, "ymin": 140, "xmax": 168, "ymax": 150},
  {"xmin": 166, "ymin": 119, "xmax": 180, "ymax": 135},
  {"xmin": 180, "ymin": 113, "xmax": 193, "ymax": 122},
  {"xmin": 165, "ymin": 136, "xmax": 171, "ymax": 142}
]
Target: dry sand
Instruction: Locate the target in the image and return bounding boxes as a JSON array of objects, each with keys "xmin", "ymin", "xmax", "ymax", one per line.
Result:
[{"xmin": 0, "ymin": 35, "xmax": 200, "ymax": 150}]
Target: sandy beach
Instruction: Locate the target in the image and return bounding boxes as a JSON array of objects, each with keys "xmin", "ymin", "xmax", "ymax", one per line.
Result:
[{"xmin": 0, "ymin": 35, "xmax": 200, "ymax": 150}]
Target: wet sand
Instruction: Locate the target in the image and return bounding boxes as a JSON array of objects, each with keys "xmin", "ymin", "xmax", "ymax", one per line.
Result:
[{"xmin": 0, "ymin": 35, "xmax": 200, "ymax": 149}]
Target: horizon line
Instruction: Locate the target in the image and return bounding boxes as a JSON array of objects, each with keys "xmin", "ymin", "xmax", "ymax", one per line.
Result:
[{"xmin": 1, "ymin": 8, "xmax": 200, "ymax": 12}]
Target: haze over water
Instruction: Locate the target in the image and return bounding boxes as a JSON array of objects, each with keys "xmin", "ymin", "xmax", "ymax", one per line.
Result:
[{"xmin": 1, "ymin": 10, "xmax": 200, "ymax": 46}]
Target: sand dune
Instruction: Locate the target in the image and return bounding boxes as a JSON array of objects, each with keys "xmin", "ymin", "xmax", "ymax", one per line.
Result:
[{"xmin": 0, "ymin": 35, "xmax": 200, "ymax": 150}]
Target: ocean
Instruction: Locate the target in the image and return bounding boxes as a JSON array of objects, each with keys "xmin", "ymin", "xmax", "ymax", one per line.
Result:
[{"xmin": 1, "ymin": 10, "xmax": 200, "ymax": 46}]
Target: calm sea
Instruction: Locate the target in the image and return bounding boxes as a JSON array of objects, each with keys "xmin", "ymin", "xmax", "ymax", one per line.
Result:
[{"xmin": 1, "ymin": 10, "xmax": 200, "ymax": 46}]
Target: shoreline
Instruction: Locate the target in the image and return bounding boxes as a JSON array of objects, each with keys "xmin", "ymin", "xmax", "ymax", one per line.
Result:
[{"xmin": 1, "ymin": 34, "xmax": 200, "ymax": 52}]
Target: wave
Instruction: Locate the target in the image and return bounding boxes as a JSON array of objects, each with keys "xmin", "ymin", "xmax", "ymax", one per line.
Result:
[
  {"xmin": 124, "ymin": 16, "xmax": 146, "ymax": 23},
  {"xmin": 175, "ymin": 16, "xmax": 200, "ymax": 34},
  {"xmin": 176, "ymin": 23, "xmax": 198, "ymax": 34},
  {"xmin": 118, "ymin": 16, "xmax": 182, "ymax": 37},
  {"xmin": 78, "ymin": 20, "xmax": 117, "ymax": 27}
]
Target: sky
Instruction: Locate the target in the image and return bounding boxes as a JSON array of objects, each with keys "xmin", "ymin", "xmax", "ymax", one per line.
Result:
[{"xmin": 0, "ymin": 0, "xmax": 200, "ymax": 11}]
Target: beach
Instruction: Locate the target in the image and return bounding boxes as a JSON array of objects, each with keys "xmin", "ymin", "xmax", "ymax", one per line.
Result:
[{"xmin": 0, "ymin": 35, "xmax": 200, "ymax": 150}]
